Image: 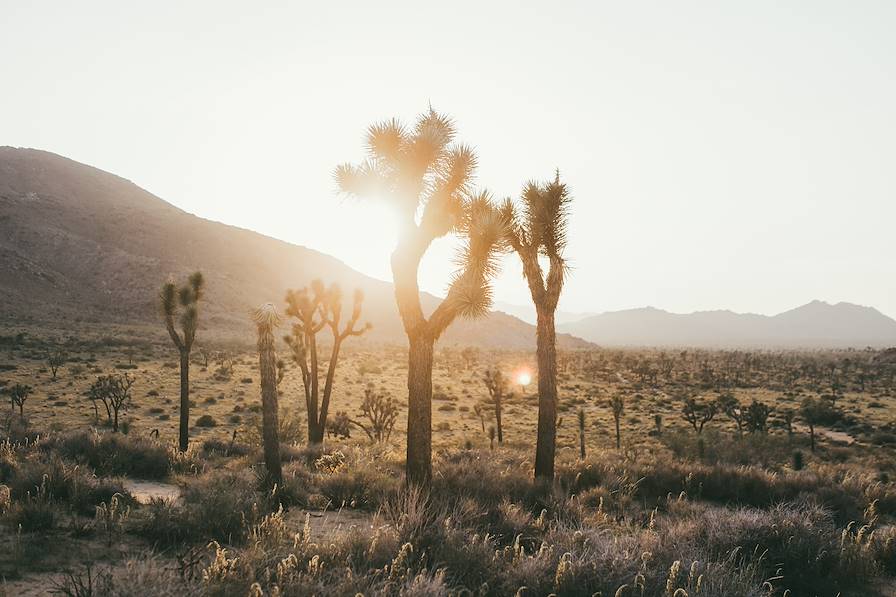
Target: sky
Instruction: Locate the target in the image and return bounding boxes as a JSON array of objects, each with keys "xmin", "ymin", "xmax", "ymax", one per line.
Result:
[{"xmin": 2, "ymin": 1, "xmax": 895, "ymax": 319}]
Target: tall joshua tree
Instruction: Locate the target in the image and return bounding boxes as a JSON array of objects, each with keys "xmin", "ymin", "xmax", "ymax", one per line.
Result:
[
  {"xmin": 160, "ymin": 272, "xmax": 204, "ymax": 452},
  {"xmin": 483, "ymin": 368, "xmax": 508, "ymax": 443},
  {"xmin": 336, "ymin": 109, "xmax": 506, "ymax": 485},
  {"xmin": 284, "ymin": 280, "xmax": 370, "ymax": 446},
  {"xmin": 254, "ymin": 303, "xmax": 282, "ymax": 487},
  {"xmin": 501, "ymin": 173, "xmax": 571, "ymax": 482}
]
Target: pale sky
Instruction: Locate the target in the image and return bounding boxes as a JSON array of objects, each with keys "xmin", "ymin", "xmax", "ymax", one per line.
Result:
[{"xmin": 3, "ymin": 1, "xmax": 895, "ymax": 318}]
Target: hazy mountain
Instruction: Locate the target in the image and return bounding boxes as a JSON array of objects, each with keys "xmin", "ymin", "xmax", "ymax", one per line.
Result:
[
  {"xmin": 0, "ymin": 147, "xmax": 590, "ymax": 349},
  {"xmin": 559, "ymin": 302, "xmax": 896, "ymax": 348}
]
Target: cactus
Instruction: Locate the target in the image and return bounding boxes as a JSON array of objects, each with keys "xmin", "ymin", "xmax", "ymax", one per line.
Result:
[
  {"xmin": 160, "ymin": 271, "xmax": 204, "ymax": 451},
  {"xmin": 88, "ymin": 374, "xmax": 133, "ymax": 432},
  {"xmin": 253, "ymin": 303, "xmax": 282, "ymax": 487},
  {"xmin": 284, "ymin": 280, "xmax": 371, "ymax": 446}
]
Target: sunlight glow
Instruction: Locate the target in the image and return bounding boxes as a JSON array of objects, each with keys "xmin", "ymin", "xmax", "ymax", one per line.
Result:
[{"xmin": 516, "ymin": 370, "xmax": 532, "ymax": 388}]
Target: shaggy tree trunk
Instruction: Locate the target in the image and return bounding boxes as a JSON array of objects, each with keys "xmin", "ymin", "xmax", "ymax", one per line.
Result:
[
  {"xmin": 534, "ymin": 309, "xmax": 558, "ymax": 482},
  {"xmin": 614, "ymin": 418, "xmax": 621, "ymax": 449},
  {"xmin": 406, "ymin": 332, "xmax": 434, "ymax": 486},
  {"xmin": 178, "ymin": 350, "xmax": 190, "ymax": 452},
  {"xmin": 258, "ymin": 321, "xmax": 282, "ymax": 487},
  {"xmin": 495, "ymin": 395, "xmax": 503, "ymax": 443}
]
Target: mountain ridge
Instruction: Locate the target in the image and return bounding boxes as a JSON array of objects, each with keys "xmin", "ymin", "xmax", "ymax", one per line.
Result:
[
  {"xmin": 0, "ymin": 146, "xmax": 591, "ymax": 349},
  {"xmin": 559, "ymin": 300, "xmax": 896, "ymax": 348}
]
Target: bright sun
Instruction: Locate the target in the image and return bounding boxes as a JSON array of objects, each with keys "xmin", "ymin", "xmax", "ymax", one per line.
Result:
[{"xmin": 516, "ymin": 370, "xmax": 532, "ymax": 387}]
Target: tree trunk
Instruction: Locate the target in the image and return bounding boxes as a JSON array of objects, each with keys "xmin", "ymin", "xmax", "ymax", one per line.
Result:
[
  {"xmin": 495, "ymin": 395, "xmax": 503, "ymax": 443},
  {"xmin": 615, "ymin": 418, "xmax": 621, "ymax": 449},
  {"xmin": 406, "ymin": 332, "xmax": 434, "ymax": 486},
  {"xmin": 258, "ymin": 321, "xmax": 283, "ymax": 487},
  {"xmin": 534, "ymin": 308, "xmax": 558, "ymax": 482},
  {"xmin": 178, "ymin": 350, "xmax": 190, "ymax": 452},
  {"xmin": 579, "ymin": 429, "xmax": 586, "ymax": 459}
]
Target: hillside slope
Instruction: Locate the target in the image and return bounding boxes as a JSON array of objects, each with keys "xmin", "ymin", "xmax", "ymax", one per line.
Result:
[{"xmin": 0, "ymin": 147, "xmax": 589, "ymax": 349}]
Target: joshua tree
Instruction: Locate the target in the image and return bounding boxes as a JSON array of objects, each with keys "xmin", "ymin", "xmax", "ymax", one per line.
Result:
[
  {"xmin": 254, "ymin": 304, "xmax": 282, "ymax": 487},
  {"xmin": 500, "ymin": 173, "xmax": 571, "ymax": 482},
  {"xmin": 160, "ymin": 272, "xmax": 204, "ymax": 451},
  {"xmin": 681, "ymin": 396, "xmax": 717, "ymax": 436},
  {"xmin": 800, "ymin": 397, "xmax": 827, "ymax": 453},
  {"xmin": 718, "ymin": 392, "xmax": 745, "ymax": 436},
  {"xmin": 89, "ymin": 373, "xmax": 134, "ymax": 432},
  {"xmin": 781, "ymin": 408, "xmax": 796, "ymax": 441},
  {"xmin": 577, "ymin": 407, "xmax": 586, "ymax": 459},
  {"xmin": 745, "ymin": 400, "xmax": 772, "ymax": 434},
  {"xmin": 5, "ymin": 383, "xmax": 31, "ymax": 416},
  {"xmin": 609, "ymin": 395, "xmax": 625, "ymax": 449},
  {"xmin": 482, "ymin": 368, "xmax": 508, "ymax": 443},
  {"xmin": 46, "ymin": 348, "xmax": 67, "ymax": 381},
  {"xmin": 351, "ymin": 386, "xmax": 399, "ymax": 443},
  {"xmin": 488, "ymin": 425, "xmax": 496, "ymax": 450},
  {"xmin": 336, "ymin": 109, "xmax": 506, "ymax": 485},
  {"xmin": 284, "ymin": 280, "xmax": 370, "ymax": 446}
]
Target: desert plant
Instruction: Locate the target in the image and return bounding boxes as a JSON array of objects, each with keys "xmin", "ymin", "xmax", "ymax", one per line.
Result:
[
  {"xmin": 681, "ymin": 396, "xmax": 718, "ymax": 436},
  {"xmin": 46, "ymin": 347, "xmax": 67, "ymax": 381},
  {"xmin": 781, "ymin": 408, "xmax": 795, "ymax": 441},
  {"xmin": 4, "ymin": 383, "xmax": 31, "ymax": 416},
  {"xmin": 577, "ymin": 408, "xmax": 586, "ymax": 459},
  {"xmin": 88, "ymin": 374, "xmax": 134, "ymax": 432},
  {"xmin": 337, "ymin": 109, "xmax": 506, "ymax": 485},
  {"xmin": 718, "ymin": 392, "xmax": 745, "ymax": 435},
  {"xmin": 500, "ymin": 172, "xmax": 571, "ymax": 482},
  {"xmin": 352, "ymin": 386, "xmax": 399, "ymax": 443},
  {"xmin": 160, "ymin": 271, "xmax": 204, "ymax": 451},
  {"xmin": 800, "ymin": 396, "xmax": 828, "ymax": 453},
  {"xmin": 254, "ymin": 303, "xmax": 282, "ymax": 487},
  {"xmin": 482, "ymin": 368, "xmax": 508, "ymax": 443},
  {"xmin": 609, "ymin": 395, "xmax": 625, "ymax": 449},
  {"xmin": 284, "ymin": 280, "xmax": 370, "ymax": 446},
  {"xmin": 745, "ymin": 400, "xmax": 772, "ymax": 434},
  {"xmin": 328, "ymin": 411, "xmax": 352, "ymax": 439}
]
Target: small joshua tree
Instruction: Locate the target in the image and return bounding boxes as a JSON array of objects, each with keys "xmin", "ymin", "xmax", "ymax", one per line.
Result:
[
  {"xmin": 681, "ymin": 396, "xmax": 717, "ymax": 436},
  {"xmin": 89, "ymin": 373, "xmax": 134, "ymax": 432},
  {"xmin": 800, "ymin": 397, "xmax": 827, "ymax": 453},
  {"xmin": 160, "ymin": 272, "xmax": 204, "ymax": 451},
  {"xmin": 718, "ymin": 393, "xmax": 745, "ymax": 436},
  {"xmin": 488, "ymin": 425, "xmax": 496, "ymax": 450},
  {"xmin": 745, "ymin": 400, "xmax": 772, "ymax": 434},
  {"xmin": 46, "ymin": 348, "xmax": 67, "ymax": 381},
  {"xmin": 253, "ymin": 303, "xmax": 282, "ymax": 487},
  {"xmin": 609, "ymin": 395, "xmax": 625, "ymax": 449},
  {"xmin": 577, "ymin": 408, "xmax": 586, "ymax": 459},
  {"xmin": 352, "ymin": 386, "xmax": 399, "ymax": 443},
  {"xmin": 5, "ymin": 384, "xmax": 31, "ymax": 416},
  {"xmin": 284, "ymin": 280, "xmax": 371, "ymax": 447},
  {"xmin": 482, "ymin": 368, "xmax": 508, "ymax": 443},
  {"xmin": 781, "ymin": 408, "xmax": 796, "ymax": 442},
  {"xmin": 473, "ymin": 403, "xmax": 486, "ymax": 433}
]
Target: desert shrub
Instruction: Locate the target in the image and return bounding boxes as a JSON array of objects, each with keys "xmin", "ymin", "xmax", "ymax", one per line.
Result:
[
  {"xmin": 318, "ymin": 466, "xmax": 400, "ymax": 510},
  {"xmin": 195, "ymin": 414, "xmax": 217, "ymax": 427},
  {"xmin": 138, "ymin": 470, "xmax": 261, "ymax": 547},
  {"xmin": 46, "ymin": 430, "xmax": 170, "ymax": 479}
]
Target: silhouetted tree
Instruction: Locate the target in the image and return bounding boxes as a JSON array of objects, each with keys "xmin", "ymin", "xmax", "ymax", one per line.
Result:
[
  {"xmin": 483, "ymin": 368, "xmax": 508, "ymax": 443},
  {"xmin": 284, "ymin": 280, "xmax": 370, "ymax": 446},
  {"xmin": 254, "ymin": 303, "xmax": 282, "ymax": 487},
  {"xmin": 336, "ymin": 109, "xmax": 505, "ymax": 485},
  {"xmin": 577, "ymin": 407, "xmax": 586, "ymax": 459},
  {"xmin": 745, "ymin": 400, "xmax": 772, "ymax": 434},
  {"xmin": 500, "ymin": 173, "xmax": 571, "ymax": 482},
  {"xmin": 681, "ymin": 396, "xmax": 717, "ymax": 436},
  {"xmin": 5, "ymin": 383, "xmax": 31, "ymax": 416},
  {"xmin": 609, "ymin": 395, "xmax": 625, "ymax": 449},
  {"xmin": 46, "ymin": 348, "xmax": 67, "ymax": 381},
  {"xmin": 89, "ymin": 373, "xmax": 133, "ymax": 432},
  {"xmin": 718, "ymin": 392, "xmax": 745, "ymax": 436},
  {"xmin": 160, "ymin": 272, "xmax": 204, "ymax": 451},
  {"xmin": 800, "ymin": 397, "xmax": 827, "ymax": 453},
  {"xmin": 351, "ymin": 386, "xmax": 399, "ymax": 443}
]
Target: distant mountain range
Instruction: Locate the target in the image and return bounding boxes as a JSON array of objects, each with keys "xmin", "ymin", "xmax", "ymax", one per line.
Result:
[
  {"xmin": 0, "ymin": 147, "xmax": 590, "ymax": 349},
  {"xmin": 492, "ymin": 301, "xmax": 596, "ymax": 326},
  {"xmin": 558, "ymin": 301, "xmax": 896, "ymax": 348}
]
